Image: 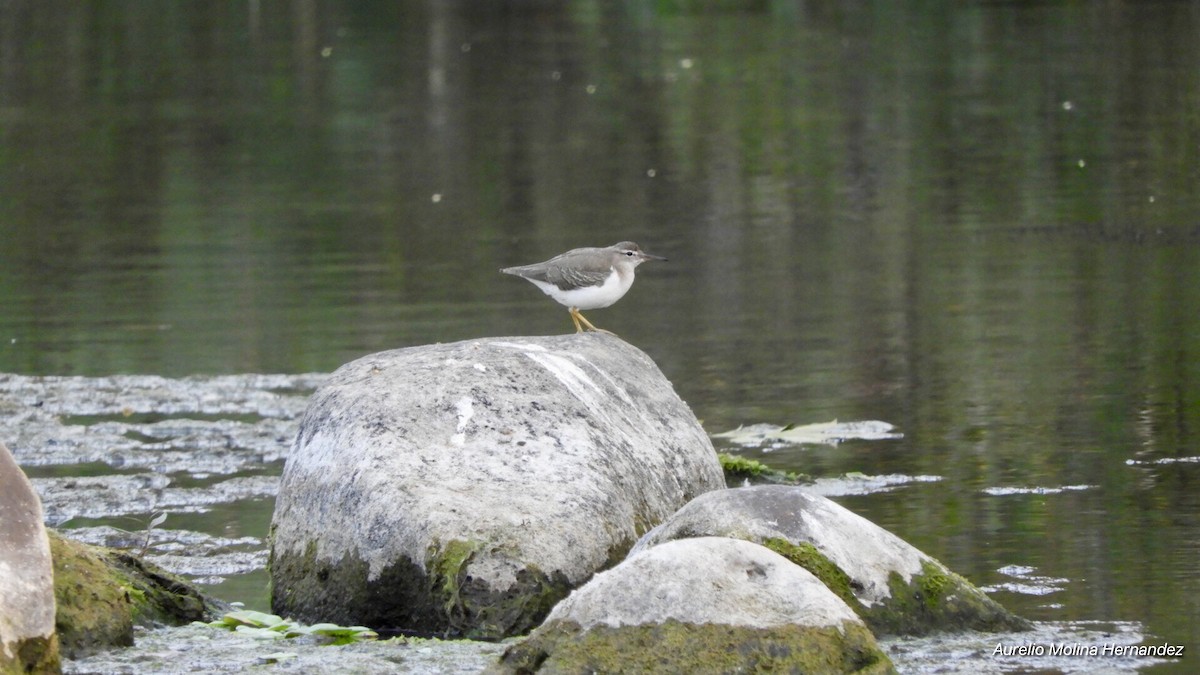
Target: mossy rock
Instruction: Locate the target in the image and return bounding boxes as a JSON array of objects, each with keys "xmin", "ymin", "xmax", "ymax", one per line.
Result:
[
  {"xmin": 427, "ymin": 538, "xmax": 574, "ymax": 639},
  {"xmin": 1, "ymin": 634, "xmax": 59, "ymax": 675},
  {"xmin": 490, "ymin": 619, "xmax": 895, "ymax": 674},
  {"xmin": 636, "ymin": 486, "xmax": 1032, "ymax": 637},
  {"xmin": 49, "ymin": 530, "xmax": 226, "ymax": 658},
  {"xmin": 491, "ymin": 538, "xmax": 895, "ymax": 674},
  {"xmin": 270, "ymin": 537, "xmax": 574, "ymax": 639},
  {"xmin": 271, "ymin": 337, "xmax": 725, "ymax": 640},
  {"xmin": 762, "ymin": 538, "xmax": 862, "ymax": 612},
  {"xmin": 717, "ymin": 453, "xmax": 811, "ymax": 485},
  {"xmin": 763, "ymin": 537, "xmax": 1031, "ymax": 636},
  {"xmin": 871, "ymin": 559, "xmax": 1031, "ymax": 635}
]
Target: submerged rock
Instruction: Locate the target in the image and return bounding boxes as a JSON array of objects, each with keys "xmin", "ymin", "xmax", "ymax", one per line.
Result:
[
  {"xmin": 492, "ymin": 537, "xmax": 894, "ymax": 674},
  {"xmin": 633, "ymin": 485, "xmax": 1032, "ymax": 636},
  {"xmin": 0, "ymin": 441, "xmax": 59, "ymax": 673},
  {"xmin": 269, "ymin": 335, "xmax": 725, "ymax": 639}
]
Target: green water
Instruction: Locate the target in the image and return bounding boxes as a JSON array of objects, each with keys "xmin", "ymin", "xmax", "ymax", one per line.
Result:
[{"xmin": 3, "ymin": 2, "xmax": 1198, "ymax": 671}]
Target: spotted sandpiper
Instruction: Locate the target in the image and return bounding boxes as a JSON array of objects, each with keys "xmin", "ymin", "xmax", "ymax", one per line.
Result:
[{"xmin": 501, "ymin": 241, "xmax": 666, "ymax": 333}]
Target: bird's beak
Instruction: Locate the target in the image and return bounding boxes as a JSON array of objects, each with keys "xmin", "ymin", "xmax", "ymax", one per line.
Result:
[{"xmin": 641, "ymin": 252, "xmax": 667, "ymax": 262}]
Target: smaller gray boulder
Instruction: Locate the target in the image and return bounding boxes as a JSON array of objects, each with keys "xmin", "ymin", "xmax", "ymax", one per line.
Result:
[
  {"xmin": 632, "ymin": 485, "xmax": 1032, "ymax": 635},
  {"xmin": 492, "ymin": 537, "xmax": 894, "ymax": 674},
  {"xmin": 49, "ymin": 530, "xmax": 226, "ymax": 658},
  {"xmin": 0, "ymin": 441, "xmax": 59, "ymax": 673}
]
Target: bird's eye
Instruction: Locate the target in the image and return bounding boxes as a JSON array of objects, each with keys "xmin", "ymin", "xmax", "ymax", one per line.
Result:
[{"xmin": 625, "ymin": 251, "xmax": 635, "ymax": 256}]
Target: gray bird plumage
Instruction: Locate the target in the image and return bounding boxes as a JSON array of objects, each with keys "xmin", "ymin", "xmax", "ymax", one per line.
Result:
[{"xmin": 501, "ymin": 241, "xmax": 666, "ymax": 333}]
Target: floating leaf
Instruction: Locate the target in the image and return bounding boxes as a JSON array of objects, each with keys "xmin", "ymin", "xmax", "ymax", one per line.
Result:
[
  {"xmin": 714, "ymin": 420, "xmax": 903, "ymax": 449},
  {"xmin": 200, "ymin": 611, "xmax": 378, "ymax": 645},
  {"xmin": 234, "ymin": 625, "xmax": 286, "ymax": 639},
  {"xmin": 309, "ymin": 624, "xmax": 379, "ymax": 645},
  {"xmin": 215, "ymin": 610, "xmax": 287, "ymax": 629}
]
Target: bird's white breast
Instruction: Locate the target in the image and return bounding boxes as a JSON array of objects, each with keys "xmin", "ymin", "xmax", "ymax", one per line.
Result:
[{"xmin": 526, "ymin": 267, "xmax": 633, "ymax": 310}]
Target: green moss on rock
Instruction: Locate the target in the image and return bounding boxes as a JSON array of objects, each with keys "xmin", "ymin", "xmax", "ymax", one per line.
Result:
[
  {"xmin": 49, "ymin": 530, "xmax": 223, "ymax": 659},
  {"xmin": 717, "ymin": 453, "xmax": 810, "ymax": 485},
  {"xmin": 111, "ymin": 551, "xmax": 215, "ymax": 626},
  {"xmin": 429, "ymin": 538, "xmax": 480, "ymax": 624},
  {"xmin": 271, "ymin": 537, "xmax": 574, "ymax": 640},
  {"xmin": 762, "ymin": 537, "xmax": 863, "ymax": 618},
  {"xmin": 863, "ymin": 559, "xmax": 1033, "ymax": 636},
  {"xmin": 4, "ymin": 634, "xmax": 60, "ymax": 675},
  {"xmin": 758, "ymin": 535, "xmax": 1031, "ymax": 637},
  {"xmin": 490, "ymin": 619, "xmax": 895, "ymax": 674},
  {"xmin": 428, "ymin": 540, "xmax": 573, "ymax": 640},
  {"xmin": 50, "ymin": 531, "xmax": 136, "ymax": 658}
]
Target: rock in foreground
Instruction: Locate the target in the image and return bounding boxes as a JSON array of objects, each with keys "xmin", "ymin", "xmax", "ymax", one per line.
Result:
[
  {"xmin": 492, "ymin": 537, "xmax": 894, "ymax": 674},
  {"xmin": 633, "ymin": 485, "xmax": 1032, "ymax": 635},
  {"xmin": 270, "ymin": 335, "xmax": 725, "ymax": 638},
  {"xmin": 0, "ymin": 441, "xmax": 59, "ymax": 673}
]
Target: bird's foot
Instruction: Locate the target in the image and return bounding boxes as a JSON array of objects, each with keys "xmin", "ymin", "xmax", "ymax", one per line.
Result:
[{"xmin": 570, "ymin": 308, "xmax": 616, "ymax": 335}]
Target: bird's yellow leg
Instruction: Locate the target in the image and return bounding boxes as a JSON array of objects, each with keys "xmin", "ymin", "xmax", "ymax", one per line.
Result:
[
  {"xmin": 572, "ymin": 308, "xmax": 614, "ymax": 335},
  {"xmin": 569, "ymin": 308, "xmax": 585, "ymax": 333}
]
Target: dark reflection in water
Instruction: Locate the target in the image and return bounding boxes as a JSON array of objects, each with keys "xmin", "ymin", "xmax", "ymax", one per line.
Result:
[{"xmin": 2, "ymin": 1, "xmax": 1199, "ymax": 670}]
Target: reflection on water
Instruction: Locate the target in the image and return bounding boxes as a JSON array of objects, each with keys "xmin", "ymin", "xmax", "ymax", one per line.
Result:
[{"xmin": 2, "ymin": 2, "xmax": 1199, "ymax": 670}]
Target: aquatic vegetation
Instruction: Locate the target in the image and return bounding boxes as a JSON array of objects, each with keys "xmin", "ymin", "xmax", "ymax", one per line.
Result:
[
  {"xmin": 716, "ymin": 452, "xmax": 810, "ymax": 484},
  {"xmin": 198, "ymin": 610, "xmax": 377, "ymax": 645}
]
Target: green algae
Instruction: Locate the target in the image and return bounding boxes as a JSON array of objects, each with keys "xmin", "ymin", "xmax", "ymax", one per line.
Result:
[
  {"xmin": 49, "ymin": 530, "xmax": 220, "ymax": 659},
  {"xmin": 270, "ymin": 537, "xmax": 574, "ymax": 640},
  {"xmin": 112, "ymin": 552, "xmax": 212, "ymax": 626},
  {"xmin": 490, "ymin": 619, "xmax": 895, "ymax": 674},
  {"xmin": 270, "ymin": 538, "xmax": 434, "ymax": 632},
  {"xmin": 864, "ymin": 559, "xmax": 1033, "ymax": 636},
  {"xmin": 429, "ymin": 538, "xmax": 481, "ymax": 625},
  {"xmin": 717, "ymin": 453, "xmax": 811, "ymax": 485},
  {"xmin": 762, "ymin": 537, "xmax": 863, "ymax": 618},
  {"xmin": 50, "ymin": 531, "xmax": 137, "ymax": 657},
  {"xmin": 753, "ymin": 535, "xmax": 1030, "ymax": 637},
  {"xmin": 4, "ymin": 634, "xmax": 59, "ymax": 675},
  {"xmin": 428, "ymin": 538, "xmax": 574, "ymax": 640}
]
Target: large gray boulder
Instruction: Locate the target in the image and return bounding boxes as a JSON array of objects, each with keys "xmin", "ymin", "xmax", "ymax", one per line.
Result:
[
  {"xmin": 491, "ymin": 537, "xmax": 894, "ymax": 674},
  {"xmin": 0, "ymin": 441, "xmax": 59, "ymax": 673},
  {"xmin": 632, "ymin": 485, "xmax": 1032, "ymax": 635},
  {"xmin": 270, "ymin": 334, "xmax": 725, "ymax": 638}
]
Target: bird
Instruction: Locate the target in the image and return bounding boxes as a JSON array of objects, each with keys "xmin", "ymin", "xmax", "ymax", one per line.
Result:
[{"xmin": 501, "ymin": 241, "xmax": 666, "ymax": 333}]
